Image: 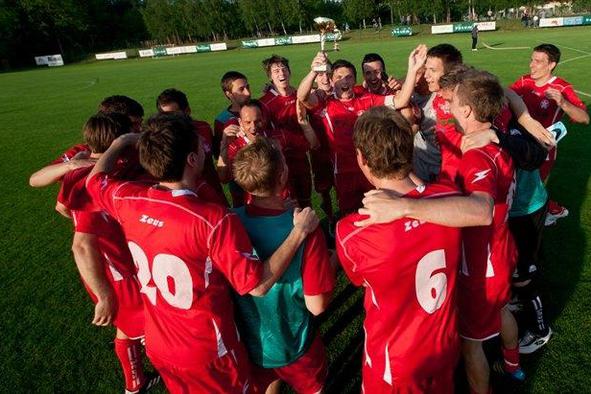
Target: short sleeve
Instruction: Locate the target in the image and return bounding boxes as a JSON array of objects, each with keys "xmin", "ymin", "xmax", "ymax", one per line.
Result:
[
  {"xmin": 86, "ymin": 171, "xmax": 128, "ymax": 220},
  {"xmin": 561, "ymin": 85, "xmax": 587, "ymax": 111},
  {"xmin": 71, "ymin": 210, "xmax": 103, "ymax": 235},
  {"xmin": 457, "ymin": 149, "xmax": 497, "ymax": 199},
  {"xmin": 209, "ymin": 213, "xmax": 263, "ymax": 295},
  {"xmin": 335, "ymin": 221, "xmax": 364, "ymax": 287},
  {"xmin": 510, "ymin": 77, "xmax": 526, "ymax": 96},
  {"xmin": 302, "ymin": 228, "xmax": 335, "ymax": 295}
]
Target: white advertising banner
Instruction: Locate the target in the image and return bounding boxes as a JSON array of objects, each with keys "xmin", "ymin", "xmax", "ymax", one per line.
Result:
[
  {"xmin": 35, "ymin": 54, "xmax": 64, "ymax": 66},
  {"xmin": 476, "ymin": 21, "xmax": 496, "ymax": 31},
  {"xmin": 210, "ymin": 43, "xmax": 228, "ymax": 51},
  {"xmin": 539, "ymin": 17, "xmax": 564, "ymax": 27},
  {"xmin": 291, "ymin": 34, "xmax": 321, "ymax": 44},
  {"xmin": 95, "ymin": 51, "xmax": 127, "ymax": 60},
  {"xmin": 431, "ymin": 24, "xmax": 454, "ymax": 34},
  {"xmin": 139, "ymin": 49, "xmax": 154, "ymax": 57}
]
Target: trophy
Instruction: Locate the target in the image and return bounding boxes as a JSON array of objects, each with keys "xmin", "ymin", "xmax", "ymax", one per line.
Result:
[{"xmin": 313, "ymin": 17, "xmax": 336, "ymax": 72}]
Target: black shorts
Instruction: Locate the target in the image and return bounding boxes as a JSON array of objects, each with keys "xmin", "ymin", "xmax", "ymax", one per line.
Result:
[{"xmin": 508, "ymin": 201, "xmax": 548, "ymax": 282}]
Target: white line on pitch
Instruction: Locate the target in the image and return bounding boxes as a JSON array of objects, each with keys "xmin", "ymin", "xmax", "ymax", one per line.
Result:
[
  {"xmin": 575, "ymin": 90, "xmax": 591, "ymax": 98},
  {"xmin": 560, "ymin": 54, "xmax": 591, "ymax": 65},
  {"xmin": 540, "ymin": 41, "xmax": 591, "ymax": 55}
]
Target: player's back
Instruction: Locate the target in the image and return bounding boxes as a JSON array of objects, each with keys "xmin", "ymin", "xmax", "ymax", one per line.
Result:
[
  {"xmin": 336, "ymin": 183, "xmax": 461, "ymax": 383},
  {"xmin": 457, "ymin": 144, "xmax": 516, "ymax": 294},
  {"xmin": 60, "ymin": 166, "xmax": 137, "ymax": 280},
  {"xmin": 105, "ymin": 183, "xmax": 246, "ymax": 367}
]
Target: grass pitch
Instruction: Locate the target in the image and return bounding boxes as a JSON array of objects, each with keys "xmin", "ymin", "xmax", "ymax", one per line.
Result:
[{"xmin": 1, "ymin": 25, "xmax": 590, "ymax": 393}]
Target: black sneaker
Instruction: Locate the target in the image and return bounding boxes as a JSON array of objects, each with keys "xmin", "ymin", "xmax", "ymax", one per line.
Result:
[{"xmin": 125, "ymin": 372, "xmax": 161, "ymax": 394}]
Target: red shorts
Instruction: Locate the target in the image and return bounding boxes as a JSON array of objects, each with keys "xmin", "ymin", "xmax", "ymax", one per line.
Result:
[
  {"xmin": 310, "ymin": 148, "xmax": 333, "ymax": 193},
  {"xmin": 361, "ymin": 365, "xmax": 454, "ymax": 394},
  {"xmin": 334, "ymin": 171, "xmax": 373, "ymax": 215},
  {"xmin": 457, "ymin": 276, "xmax": 510, "ymax": 341},
  {"xmin": 539, "ymin": 145, "xmax": 557, "ymax": 181},
  {"xmin": 150, "ymin": 348, "xmax": 252, "ymax": 394},
  {"xmin": 84, "ymin": 275, "xmax": 144, "ymax": 339},
  {"xmin": 251, "ymin": 335, "xmax": 327, "ymax": 394}
]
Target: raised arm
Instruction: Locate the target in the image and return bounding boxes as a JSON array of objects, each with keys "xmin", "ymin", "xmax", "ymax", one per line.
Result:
[
  {"xmin": 297, "ymin": 52, "xmax": 328, "ymax": 108},
  {"xmin": 504, "ymin": 88, "xmax": 555, "ymax": 148},
  {"xmin": 216, "ymin": 124, "xmax": 240, "ymax": 183},
  {"xmin": 86, "ymin": 133, "xmax": 139, "ymax": 187},
  {"xmin": 391, "ymin": 45, "xmax": 427, "ymax": 109}
]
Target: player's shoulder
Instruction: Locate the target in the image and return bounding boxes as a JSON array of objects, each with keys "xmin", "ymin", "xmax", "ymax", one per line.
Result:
[
  {"xmin": 215, "ymin": 108, "xmax": 234, "ymax": 123},
  {"xmin": 193, "ymin": 119, "xmax": 212, "ymax": 130},
  {"xmin": 160, "ymin": 188, "xmax": 232, "ymax": 226},
  {"xmin": 259, "ymin": 90, "xmax": 278, "ymax": 104},
  {"xmin": 411, "ymin": 182, "xmax": 461, "ymax": 199},
  {"xmin": 549, "ymin": 76, "xmax": 572, "ymax": 90}
]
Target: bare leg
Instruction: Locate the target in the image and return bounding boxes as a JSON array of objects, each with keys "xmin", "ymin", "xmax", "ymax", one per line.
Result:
[{"xmin": 462, "ymin": 339, "xmax": 490, "ymax": 394}]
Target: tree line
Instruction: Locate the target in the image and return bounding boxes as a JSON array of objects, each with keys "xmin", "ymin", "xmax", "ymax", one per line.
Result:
[{"xmin": 1, "ymin": 0, "xmax": 590, "ymax": 69}]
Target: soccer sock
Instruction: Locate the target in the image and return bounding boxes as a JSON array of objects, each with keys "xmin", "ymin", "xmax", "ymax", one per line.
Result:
[
  {"xmin": 502, "ymin": 346, "xmax": 520, "ymax": 373},
  {"xmin": 114, "ymin": 338, "xmax": 146, "ymax": 392},
  {"xmin": 530, "ymin": 294, "xmax": 548, "ymax": 335},
  {"xmin": 515, "ymin": 280, "xmax": 548, "ymax": 335}
]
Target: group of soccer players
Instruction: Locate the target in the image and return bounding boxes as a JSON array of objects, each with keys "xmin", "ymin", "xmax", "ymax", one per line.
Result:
[{"xmin": 30, "ymin": 41, "xmax": 588, "ymax": 394}]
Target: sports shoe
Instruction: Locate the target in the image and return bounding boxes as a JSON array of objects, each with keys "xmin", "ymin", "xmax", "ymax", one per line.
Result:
[
  {"xmin": 125, "ymin": 373, "xmax": 161, "ymax": 394},
  {"xmin": 492, "ymin": 360, "xmax": 526, "ymax": 382},
  {"xmin": 545, "ymin": 201, "xmax": 568, "ymax": 226},
  {"xmin": 519, "ymin": 328, "xmax": 553, "ymax": 354}
]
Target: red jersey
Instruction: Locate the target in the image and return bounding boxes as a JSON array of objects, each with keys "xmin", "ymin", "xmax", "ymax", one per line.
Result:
[
  {"xmin": 433, "ymin": 95, "xmax": 462, "ymax": 182},
  {"xmin": 259, "ymin": 89, "xmax": 310, "ymax": 156},
  {"xmin": 336, "ymin": 183, "xmax": 462, "ymax": 386},
  {"xmin": 456, "ymin": 144, "xmax": 517, "ymax": 309},
  {"xmin": 315, "ymin": 92, "xmax": 387, "ymax": 174},
  {"xmin": 51, "ymin": 143, "xmax": 90, "ymax": 165},
  {"xmin": 193, "ymin": 120, "xmax": 227, "ymax": 206},
  {"xmin": 60, "ymin": 167, "xmax": 137, "ymax": 279},
  {"xmin": 87, "ymin": 172, "xmax": 264, "ymax": 368},
  {"xmin": 493, "ymin": 104, "xmax": 514, "ymax": 133},
  {"xmin": 510, "ymin": 74, "xmax": 587, "ymax": 128}
]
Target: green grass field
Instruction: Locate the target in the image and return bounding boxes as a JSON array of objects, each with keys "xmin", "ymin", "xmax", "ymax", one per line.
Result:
[{"xmin": 1, "ymin": 25, "xmax": 590, "ymax": 393}]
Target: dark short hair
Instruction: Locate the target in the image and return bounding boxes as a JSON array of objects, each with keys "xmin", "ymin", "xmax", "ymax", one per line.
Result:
[
  {"xmin": 221, "ymin": 71, "xmax": 248, "ymax": 93},
  {"xmin": 157, "ymin": 88, "xmax": 189, "ymax": 113},
  {"xmin": 233, "ymin": 137, "xmax": 284, "ymax": 196},
  {"xmin": 533, "ymin": 44, "xmax": 561, "ymax": 69},
  {"xmin": 83, "ymin": 113, "xmax": 131, "ymax": 154},
  {"xmin": 262, "ymin": 55, "xmax": 291, "ymax": 78},
  {"xmin": 353, "ymin": 106, "xmax": 413, "ymax": 179},
  {"xmin": 456, "ymin": 69, "xmax": 505, "ymax": 123},
  {"xmin": 240, "ymin": 99, "xmax": 263, "ymax": 113},
  {"xmin": 138, "ymin": 113, "xmax": 199, "ymax": 182},
  {"xmin": 427, "ymin": 44, "xmax": 463, "ymax": 72},
  {"xmin": 361, "ymin": 53, "xmax": 386, "ymax": 71},
  {"xmin": 332, "ymin": 59, "xmax": 357, "ymax": 79},
  {"xmin": 98, "ymin": 95, "xmax": 144, "ymax": 118}
]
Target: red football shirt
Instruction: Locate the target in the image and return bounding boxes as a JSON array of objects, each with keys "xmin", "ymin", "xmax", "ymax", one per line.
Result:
[
  {"xmin": 60, "ymin": 167, "xmax": 137, "ymax": 279},
  {"xmin": 87, "ymin": 172, "xmax": 264, "ymax": 368},
  {"xmin": 315, "ymin": 92, "xmax": 387, "ymax": 174},
  {"xmin": 456, "ymin": 144, "xmax": 517, "ymax": 306},
  {"xmin": 433, "ymin": 94, "xmax": 462, "ymax": 182},
  {"xmin": 336, "ymin": 183, "xmax": 462, "ymax": 386},
  {"xmin": 193, "ymin": 120, "xmax": 227, "ymax": 206},
  {"xmin": 51, "ymin": 143, "xmax": 90, "ymax": 165},
  {"xmin": 259, "ymin": 89, "xmax": 309, "ymax": 157},
  {"xmin": 510, "ymin": 75, "xmax": 587, "ymax": 128}
]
